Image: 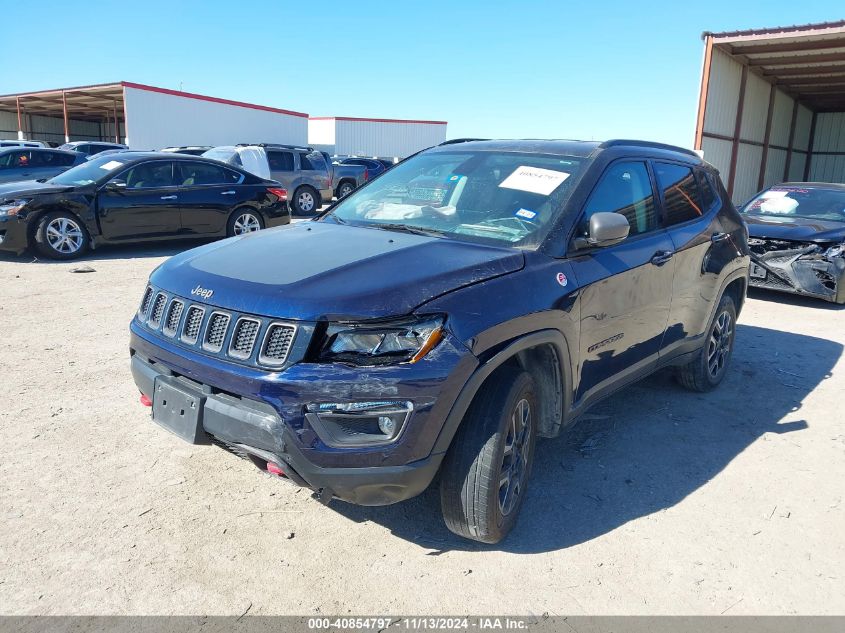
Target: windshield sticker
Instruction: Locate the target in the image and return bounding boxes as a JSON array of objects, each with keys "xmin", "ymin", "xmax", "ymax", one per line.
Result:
[
  {"xmin": 449, "ymin": 175, "xmax": 460, "ymax": 181},
  {"xmin": 760, "ymin": 190, "xmax": 788, "ymax": 199},
  {"xmin": 99, "ymin": 160, "xmax": 125, "ymax": 171},
  {"xmin": 499, "ymin": 166, "xmax": 570, "ymax": 196},
  {"xmin": 515, "ymin": 208, "xmax": 537, "ymax": 220},
  {"xmin": 760, "ymin": 197, "xmax": 799, "ymax": 215}
]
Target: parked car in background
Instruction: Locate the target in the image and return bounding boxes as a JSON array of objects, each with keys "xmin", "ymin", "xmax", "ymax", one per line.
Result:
[
  {"xmin": 203, "ymin": 144, "xmax": 367, "ymax": 213},
  {"xmin": 377, "ymin": 158, "xmax": 397, "ymax": 170},
  {"xmin": 0, "ymin": 152, "xmax": 289, "ymax": 260},
  {"xmin": 0, "ymin": 147, "xmax": 85, "ymax": 184},
  {"xmin": 335, "ymin": 157, "xmax": 388, "ymax": 179},
  {"xmin": 741, "ymin": 182, "xmax": 845, "ymax": 304},
  {"xmin": 129, "ymin": 139, "xmax": 748, "ymax": 543},
  {"xmin": 0, "ymin": 139, "xmax": 49, "ymax": 148},
  {"xmin": 160, "ymin": 146, "xmax": 213, "ymax": 156},
  {"xmin": 57, "ymin": 141, "xmax": 128, "ymax": 157}
]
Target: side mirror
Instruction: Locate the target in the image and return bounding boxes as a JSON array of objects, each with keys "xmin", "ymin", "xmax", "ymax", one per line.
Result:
[
  {"xmin": 103, "ymin": 181, "xmax": 126, "ymax": 193},
  {"xmin": 574, "ymin": 212, "xmax": 630, "ymax": 249}
]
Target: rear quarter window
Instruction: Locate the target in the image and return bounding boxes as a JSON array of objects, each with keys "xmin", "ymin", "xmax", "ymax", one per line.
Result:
[{"xmin": 653, "ymin": 162, "xmax": 705, "ymax": 226}]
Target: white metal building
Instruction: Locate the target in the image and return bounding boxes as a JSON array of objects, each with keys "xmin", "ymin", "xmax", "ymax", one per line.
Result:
[
  {"xmin": 695, "ymin": 21, "xmax": 845, "ymax": 203},
  {"xmin": 308, "ymin": 116, "xmax": 448, "ymax": 159},
  {"xmin": 0, "ymin": 81, "xmax": 308, "ymax": 149}
]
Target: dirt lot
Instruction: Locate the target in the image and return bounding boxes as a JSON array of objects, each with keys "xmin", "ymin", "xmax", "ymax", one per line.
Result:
[{"xmin": 1, "ymin": 241, "xmax": 843, "ymax": 616}]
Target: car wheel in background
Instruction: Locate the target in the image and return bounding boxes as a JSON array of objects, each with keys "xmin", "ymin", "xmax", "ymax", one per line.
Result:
[
  {"xmin": 337, "ymin": 181, "xmax": 355, "ymax": 198},
  {"xmin": 227, "ymin": 209, "xmax": 264, "ymax": 237},
  {"xmin": 33, "ymin": 211, "xmax": 90, "ymax": 260},
  {"xmin": 440, "ymin": 367, "xmax": 538, "ymax": 544},
  {"xmin": 675, "ymin": 293, "xmax": 737, "ymax": 392},
  {"xmin": 292, "ymin": 187, "xmax": 319, "ymax": 215}
]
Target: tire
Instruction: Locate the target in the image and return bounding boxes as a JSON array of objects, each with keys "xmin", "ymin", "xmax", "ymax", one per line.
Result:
[
  {"xmin": 337, "ymin": 181, "xmax": 355, "ymax": 198},
  {"xmin": 34, "ymin": 211, "xmax": 90, "ymax": 260},
  {"xmin": 292, "ymin": 187, "xmax": 319, "ymax": 215},
  {"xmin": 675, "ymin": 293, "xmax": 737, "ymax": 392},
  {"xmin": 440, "ymin": 368, "xmax": 538, "ymax": 544},
  {"xmin": 226, "ymin": 209, "xmax": 264, "ymax": 237}
]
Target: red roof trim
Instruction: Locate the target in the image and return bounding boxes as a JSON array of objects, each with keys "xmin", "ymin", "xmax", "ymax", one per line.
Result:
[
  {"xmin": 121, "ymin": 82, "xmax": 309, "ymax": 118},
  {"xmin": 703, "ymin": 19, "xmax": 845, "ymax": 40},
  {"xmin": 309, "ymin": 116, "xmax": 447, "ymax": 125},
  {"xmin": 0, "ymin": 82, "xmax": 123, "ymax": 99}
]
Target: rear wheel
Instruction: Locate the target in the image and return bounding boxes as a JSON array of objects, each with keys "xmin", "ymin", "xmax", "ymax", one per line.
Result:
[
  {"xmin": 675, "ymin": 293, "xmax": 737, "ymax": 392},
  {"xmin": 440, "ymin": 368, "xmax": 537, "ymax": 543},
  {"xmin": 337, "ymin": 181, "xmax": 355, "ymax": 198},
  {"xmin": 34, "ymin": 211, "xmax": 89, "ymax": 260},
  {"xmin": 292, "ymin": 187, "xmax": 319, "ymax": 214},
  {"xmin": 227, "ymin": 209, "xmax": 263, "ymax": 236}
]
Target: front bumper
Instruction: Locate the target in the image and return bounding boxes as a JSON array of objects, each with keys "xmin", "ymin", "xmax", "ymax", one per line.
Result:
[
  {"xmin": 749, "ymin": 246, "xmax": 845, "ymax": 304},
  {"xmin": 129, "ymin": 321, "xmax": 477, "ymax": 505},
  {"xmin": 0, "ymin": 215, "xmax": 29, "ymax": 254}
]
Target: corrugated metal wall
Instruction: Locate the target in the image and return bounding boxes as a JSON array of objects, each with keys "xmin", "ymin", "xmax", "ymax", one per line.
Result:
[
  {"xmin": 123, "ymin": 86, "xmax": 308, "ymax": 149},
  {"xmin": 332, "ymin": 119, "xmax": 447, "ymax": 158},
  {"xmin": 697, "ymin": 47, "xmax": 843, "ymax": 203},
  {"xmin": 0, "ymin": 110, "xmax": 108, "ymax": 144}
]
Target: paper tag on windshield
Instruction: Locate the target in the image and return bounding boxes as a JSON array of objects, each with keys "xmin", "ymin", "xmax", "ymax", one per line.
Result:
[
  {"xmin": 99, "ymin": 160, "xmax": 125, "ymax": 171},
  {"xmin": 499, "ymin": 166, "xmax": 569, "ymax": 196}
]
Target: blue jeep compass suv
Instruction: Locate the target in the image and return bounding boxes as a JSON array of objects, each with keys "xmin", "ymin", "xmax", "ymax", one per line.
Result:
[{"xmin": 130, "ymin": 139, "xmax": 749, "ymax": 543}]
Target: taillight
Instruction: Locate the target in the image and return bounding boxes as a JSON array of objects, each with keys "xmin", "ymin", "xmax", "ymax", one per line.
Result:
[
  {"xmin": 267, "ymin": 187, "xmax": 287, "ymax": 201},
  {"xmin": 363, "ymin": 169, "xmax": 369, "ymax": 181}
]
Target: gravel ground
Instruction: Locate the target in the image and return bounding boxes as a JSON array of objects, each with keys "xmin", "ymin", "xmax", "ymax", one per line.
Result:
[{"xmin": 1, "ymin": 240, "xmax": 843, "ymax": 616}]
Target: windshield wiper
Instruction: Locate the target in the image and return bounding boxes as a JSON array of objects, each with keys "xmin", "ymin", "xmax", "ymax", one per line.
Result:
[{"xmin": 370, "ymin": 223, "xmax": 449, "ymax": 238}]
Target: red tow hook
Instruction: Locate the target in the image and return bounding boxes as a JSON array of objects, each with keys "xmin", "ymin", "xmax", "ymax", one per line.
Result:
[
  {"xmin": 140, "ymin": 394, "xmax": 152, "ymax": 407},
  {"xmin": 267, "ymin": 462, "xmax": 285, "ymax": 476}
]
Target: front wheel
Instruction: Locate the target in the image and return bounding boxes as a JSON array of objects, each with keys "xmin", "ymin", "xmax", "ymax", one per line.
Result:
[
  {"xmin": 227, "ymin": 209, "xmax": 264, "ymax": 237},
  {"xmin": 34, "ymin": 211, "xmax": 90, "ymax": 260},
  {"xmin": 675, "ymin": 293, "xmax": 737, "ymax": 392},
  {"xmin": 440, "ymin": 368, "xmax": 537, "ymax": 544}
]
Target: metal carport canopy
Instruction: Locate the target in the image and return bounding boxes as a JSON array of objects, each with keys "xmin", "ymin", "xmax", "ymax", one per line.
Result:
[{"xmin": 0, "ymin": 82, "xmax": 125, "ymax": 143}]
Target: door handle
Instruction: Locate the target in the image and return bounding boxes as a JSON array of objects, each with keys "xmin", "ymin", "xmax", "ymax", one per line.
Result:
[
  {"xmin": 160, "ymin": 195, "xmax": 177, "ymax": 200},
  {"xmin": 711, "ymin": 231, "xmax": 730, "ymax": 243},
  {"xmin": 221, "ymin": 190, "xmax": 236, "ymax": 195},
  {"xmin": 651, "ymin": 250, "xmax": 674, "ymax": 266}
]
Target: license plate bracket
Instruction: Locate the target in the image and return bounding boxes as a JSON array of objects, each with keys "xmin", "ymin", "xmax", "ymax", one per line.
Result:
[
  {"xmin": 750, "ymin": 263, "xmax": 767, "ymax": 280},
  {"xmin": 151, "ymin": 377, "xmax": 208, "ymax": 444}
]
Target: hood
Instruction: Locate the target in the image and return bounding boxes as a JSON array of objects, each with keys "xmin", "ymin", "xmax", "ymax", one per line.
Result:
[
  {"xmin": 0, "ymin": 180, "xmax": 74, "ymax": 200},
  {"xmin": 744, "ymin": 213, "xmax": 845, "ymax": 243},
  {"xmin": 150, "ymin": 221, "xmax": 525, "ymax": 321}
]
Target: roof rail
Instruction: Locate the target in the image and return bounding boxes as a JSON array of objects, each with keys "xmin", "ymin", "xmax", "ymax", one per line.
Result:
[
  {"xmin": 236, "ymin": 142, "xmax": 315, "ymax": 151},
  {"xmin": 599, "ymin": 139, "xmax": 699, "ymax": 158},
  {"xmin": 438, "ymin": 138, "xmax": 489, "ymax": 146}
]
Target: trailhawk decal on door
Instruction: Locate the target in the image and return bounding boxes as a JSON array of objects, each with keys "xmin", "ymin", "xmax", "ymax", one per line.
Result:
[{"xmin": 587, "ymin": 333, "xmax": 625, "ymax": 353}]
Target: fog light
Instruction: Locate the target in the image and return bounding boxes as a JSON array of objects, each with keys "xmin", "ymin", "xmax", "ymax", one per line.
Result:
[{"xmin": 305, "ymin": 401, "xmax": 413, "ymax": 447}]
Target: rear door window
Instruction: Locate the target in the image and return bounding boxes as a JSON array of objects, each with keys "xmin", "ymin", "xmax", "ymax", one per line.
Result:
[
  {"xmin": 653, "ymin": 162, "xmax": 704, "ymax": 226},
  {"xmin": 580, "ymin": 161, "xmax": 658, "ymax": 238},
  {"xmin": 267, "ymin": 151, "xmax": 295, "ymax": 171},
  {"xmin": 178, "ymin": 161, "xmax": 242, "ymax": 185}
]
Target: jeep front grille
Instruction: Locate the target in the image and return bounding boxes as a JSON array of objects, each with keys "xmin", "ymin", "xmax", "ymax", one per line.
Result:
[
  {"xmin": 139, "ymin": 286, "xmax": 154, "ymax": 318},
  {"xmin": 163, "ymin": 299, "xmax": 184, "ymax": 336},
  {"xmin": 260, "ymin": 323, "xmax": 296, "ymax": 365},
  {"xmin": 229, "ymin": 318, "xmax": 261, "ymax": 359},
  {"xmin": 182, "ymin": 306, "xmax": 205, "ymax": 343},
  {"xmin": 204, "ymin": 312, "xmax": 231, "ymax": 351},
  {"xmin": 148, "ymin": 293, "xmax": 167, "ymax": 328},
  {"xmin": 136, "ymin": 285, "xmax": 300, "ymax": 370}
]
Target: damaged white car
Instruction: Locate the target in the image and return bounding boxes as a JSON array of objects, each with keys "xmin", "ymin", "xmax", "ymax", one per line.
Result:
[{"xmin": 741, "ymin": 183, "xmax": 845, "ymax": 304}]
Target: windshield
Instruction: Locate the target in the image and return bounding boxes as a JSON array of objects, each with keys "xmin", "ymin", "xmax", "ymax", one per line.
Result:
[
  {"xmin": 742, "ymin": 186, "xmax": 845, "ymax": 223},
  {"xmin": 323, "ymin": 150, "xmax": 584, "ymax": 248},
  {"xmin": 48, "ymin": 154, "xmax": 130, "ymax": 186}
]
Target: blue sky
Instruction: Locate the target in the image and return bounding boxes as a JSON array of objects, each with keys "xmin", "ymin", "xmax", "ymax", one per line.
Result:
[{"xmin": 2, "ymin": 1, "xmax": 842, "ymax": 148}]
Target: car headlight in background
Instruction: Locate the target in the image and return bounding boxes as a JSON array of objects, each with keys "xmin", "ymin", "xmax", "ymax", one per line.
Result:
[
  {"xmin": 319, "ymin": 316, "xmax": 444, "ymax": 365},
  {"xmin": 0, "ymin": 200, "xmax": 30, "ymax": 216}
]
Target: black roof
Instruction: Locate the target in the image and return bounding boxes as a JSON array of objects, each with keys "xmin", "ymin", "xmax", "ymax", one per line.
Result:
[
  {"xmin": 430, "ymin": 138, "xmax": 700, "ymax": 160},
  {"xmin": 777, "ymin": 182, "xmax": 845, "ymax": 191}
]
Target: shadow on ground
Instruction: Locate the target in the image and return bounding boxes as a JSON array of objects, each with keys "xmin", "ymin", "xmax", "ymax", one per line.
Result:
[{"xmin": 330, "ymin": 324, "xmax": 841, "ymax": 553}]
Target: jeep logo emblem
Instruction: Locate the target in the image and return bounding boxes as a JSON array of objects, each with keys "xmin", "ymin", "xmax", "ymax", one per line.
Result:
[{"xmin": 191, "ymin": 285, "xmax": 214, "ymax": 300}]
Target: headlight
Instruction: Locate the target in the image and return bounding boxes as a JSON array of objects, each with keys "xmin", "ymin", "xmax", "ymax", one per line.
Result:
[
  {"xmin": 0, "ymin": 199, "xmax": 30, "ymax": 216},
  {"xmin": 825, "ymin": 243, "xmax": 845, "ymax": 258},
  {"xmin": 319, "ymin": 316, "xmax": 444, "ymax": 365}
]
